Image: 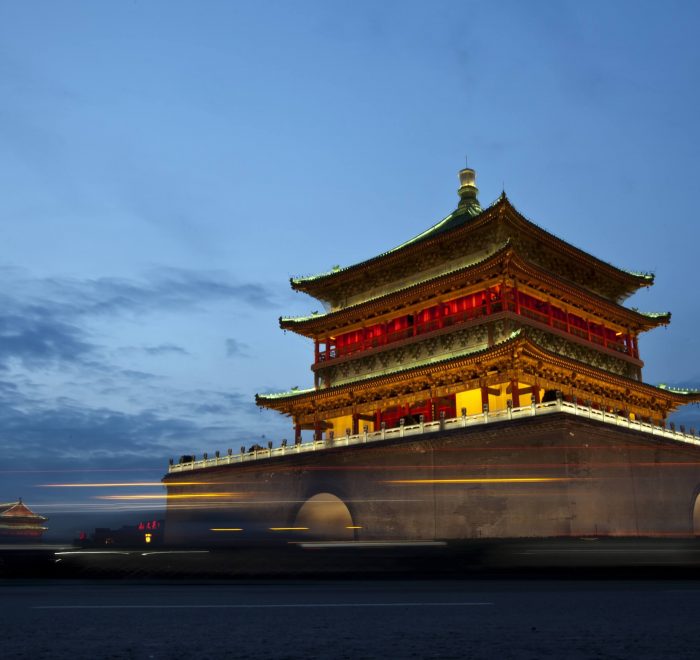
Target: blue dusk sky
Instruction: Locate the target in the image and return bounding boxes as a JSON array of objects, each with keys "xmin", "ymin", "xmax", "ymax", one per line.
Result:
[{"xmin": 1, "ymin": 1, "xmax": 699, "ymax": 532}]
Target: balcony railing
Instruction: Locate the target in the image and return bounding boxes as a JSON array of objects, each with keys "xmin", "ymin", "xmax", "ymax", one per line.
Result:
[
  {"xmin": 317, "ymin": 300, "xmax": 634, "ymax": 365},
  {"xmin": 167, "ymin": 400, "xmax": 699, "ymax": 473}
]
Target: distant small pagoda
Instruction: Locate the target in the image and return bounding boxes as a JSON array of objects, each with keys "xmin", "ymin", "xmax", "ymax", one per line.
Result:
[
  {"xmin": 0, "ymin": 500, "xmax": 48, "ymax": 542},
  {"xmin": 257, "ymin": 166, "xmax": 700, "ymax": 438}
]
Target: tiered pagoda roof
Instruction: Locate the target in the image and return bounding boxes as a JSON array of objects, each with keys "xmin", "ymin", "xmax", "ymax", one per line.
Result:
[
  {"xmin": 258, "ymin": 329, "xmax": 697, "ymax": 422},
  {"xmin": 281, "ymin": 242, "xmax": 670, "ymax": 338},
  {"xmin": 291, "ymin": 193, "xmax": 654, "ymax": 309},
  {"xmin": 257, "ymin": 166, "xmax": 699, "ymax": 426},
  {"xmin": 0, "ymin": 500, "xmax": 48, "ymax": 540}
]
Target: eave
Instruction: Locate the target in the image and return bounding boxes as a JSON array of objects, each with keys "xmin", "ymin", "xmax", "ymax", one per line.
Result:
[
  {"xmin": 281, "ymin": 244, "xmax": 669, "ymax": 338},
  {"xmin": 290, "ymin": 194, "xmax": 653, "ymax": 305},
  {"xmin": 255, "ymin": 331, "xmax": 699, "ymax": 416}
]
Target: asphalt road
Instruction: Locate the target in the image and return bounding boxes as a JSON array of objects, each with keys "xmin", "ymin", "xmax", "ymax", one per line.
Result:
[{"xmin": 2, "ymin": 579, "xmax": 700, "ymax": 659}]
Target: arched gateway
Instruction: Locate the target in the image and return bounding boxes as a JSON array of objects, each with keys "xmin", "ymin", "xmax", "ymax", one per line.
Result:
[
  {"xmin": 694, "ymin": 492, "xmax": 700, "ymax": 535},
  {"xmin": 295, "ymin": 493, "xmax": 354, "ymax": 540}
]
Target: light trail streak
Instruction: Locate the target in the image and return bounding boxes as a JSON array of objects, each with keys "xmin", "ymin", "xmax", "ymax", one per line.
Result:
[
  {"xmin": 210, "ymin": 528, "xmax": 244, "ymax": 532},
  {"xmin": 269, "ymin": 527, "xmax": 309, "ymax": 531},
  {"xmin": 384, "ymin": 477, "xmax": 582, "ymax": 485},
  {"xmin": 96, "ymin": 492, "xmax": 242, "ymax": 500},
  {"xmin": 39, "ymin": 482, "xmax": 200, "ymax": 487}
]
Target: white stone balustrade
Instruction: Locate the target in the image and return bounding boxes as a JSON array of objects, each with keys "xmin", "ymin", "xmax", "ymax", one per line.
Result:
[{"xmin": 167, "ymin": 400, "xmax": 700, "ymax": 474}]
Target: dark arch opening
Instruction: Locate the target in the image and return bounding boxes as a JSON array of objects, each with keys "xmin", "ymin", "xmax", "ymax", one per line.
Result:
[
  {"xmin": 294, "ymin": 493, "xmax": 355, "ymax": 540},
  {"xmin": 693, "ymin": 492, "xmax": 700, "ymax": 535}
]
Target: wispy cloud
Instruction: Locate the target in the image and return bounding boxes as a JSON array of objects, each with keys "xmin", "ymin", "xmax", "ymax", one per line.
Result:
[
  {"xmin": 0, "ymin": 379, "xmax": 261, "ymax": 468},
  {"xmin": 0, "ymin": 266, "xmax": 277, "ymax": 370},
  {"xmin": 142, "ymin": 343, "xmax": 189, "ymax": 356},
  {"xmin": 225, "ymin": 338, "xmax": 250, "ymax": 358}
]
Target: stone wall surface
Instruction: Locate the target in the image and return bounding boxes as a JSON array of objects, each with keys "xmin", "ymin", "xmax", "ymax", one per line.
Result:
[{"xmin": 163, "ymin": 414, "xmax": 700, "ymax": 544}]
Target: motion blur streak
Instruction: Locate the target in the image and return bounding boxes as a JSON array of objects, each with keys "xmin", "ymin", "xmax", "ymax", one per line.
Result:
[
  {"xmin": 39, "ymin": 482, "xmax": 201, "ymax": 487},
  {"xmin": 96, "ymin": 492, "xmax": 241, "ymax": 500},
  {"xmin": 210, "ymin": 528, "xmax": 243, "ymax": 532},
  {"xmin": 269, "ymin": 527, "xmax": 309, "ymax": 531},
  {"xmin": 384, "ymin": 477, "xmax": 582, "ymax": 485}
]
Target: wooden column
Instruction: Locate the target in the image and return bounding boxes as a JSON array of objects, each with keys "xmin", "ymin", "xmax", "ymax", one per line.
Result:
[
  {"xmin": 532, "ymin": 386, "xmax": 541, "ymax": 403},
  {"xmin": 314, "ymin": 339, "xmax": 320, "ymax": 363},
  {"xmin": 294, "ymin": 422, "xmax": 302, "ymax": 444},
  {"xmin": 481, "ymin": 386, "xmax": 489, "ymax": 410},
  {"xmin": 511, "ymin": 379, "xmax": 520, "ymax": 407}
]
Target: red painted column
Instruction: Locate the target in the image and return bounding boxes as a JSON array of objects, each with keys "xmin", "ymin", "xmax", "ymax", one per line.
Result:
[
  {"xmin": 547, "ymin": 302, "xmax": 553, "ymax": 327},
  {"xmin": 511, "ymin": 380, "xmax": 520, "ymax": 407},
  {"xmin": 314, "ymin": 339, "xmax": 320, "ymax": 364},
  {"xmin": 294, "ymin": 422, "xmax": 302, "ymax": 444},
  {"xmin": 514, "ymin": 282, "xmax": 521, "ymax": 315},
  {"xmin": 481, "ymin": 386, "xmax": 489, "ymax": 410},
  {"xmin": 532, "ymin": 386, "xmax": 541, "ymax": 404}
]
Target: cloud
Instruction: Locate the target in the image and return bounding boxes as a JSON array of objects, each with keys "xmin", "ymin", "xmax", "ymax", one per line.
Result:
[
  {"xmin": 142, "ymin": 343, "xmax": 189, "ymax": 356},
  {"xmin": 0, "ymin": 312, "xmax": 92, "ymax": 370},
  {"xmin": 0, "ymin": 266, "xmax": 276, "ymax": 370},
  {"xmin": 225, "ymin": 338, "xmax": 250, "ymax": 358},
  {"xmin": 0, "ymin": 379, "xmax": 261, "ymax": 469}
]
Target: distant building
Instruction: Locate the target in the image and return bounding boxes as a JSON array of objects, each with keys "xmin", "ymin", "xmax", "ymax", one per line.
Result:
[
  {"xmin": 0, "ymin": 500, "xmax": 48, "ymax": 542},
  {"xmin": 80, "ymin": 519, "xmax": 164, "ymax": 547}
]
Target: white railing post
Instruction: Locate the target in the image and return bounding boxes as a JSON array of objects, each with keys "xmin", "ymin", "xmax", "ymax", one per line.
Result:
[
  {"xmin": 363, "ymin": 424, "xmax": 368, "ymax": 443},
  {"xmin": 531, "ymin": 395, "xmax": 536, "ymax": 416},
  {"xmin": 461, "ymin": 408, "xmax": 467, "ymax": 428},
  {"xmin": 399, "ymin": 418, "xmax": 405, "ymax": 438},
  {"xmin": 381, "ymin": 421, "xmax": 386, "ymax": 440},
  {"xmin": 483, "ymin": 404, "xmax": 489, "ymax": 424}
]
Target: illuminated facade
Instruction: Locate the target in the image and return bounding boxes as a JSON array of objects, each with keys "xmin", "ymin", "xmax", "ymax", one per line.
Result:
[{"xmin": 257, "ymin": 167, "xmax": 699, "ymax": 437}]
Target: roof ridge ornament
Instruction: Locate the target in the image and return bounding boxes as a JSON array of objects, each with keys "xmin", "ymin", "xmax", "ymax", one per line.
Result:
[{"xmin": 457, "ymin": 165, "xmax": 481, "ymax": 213}]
